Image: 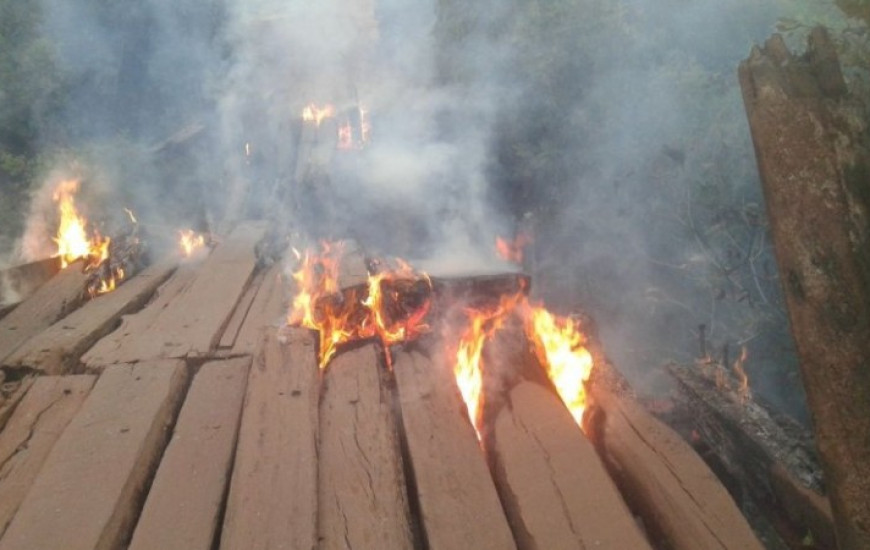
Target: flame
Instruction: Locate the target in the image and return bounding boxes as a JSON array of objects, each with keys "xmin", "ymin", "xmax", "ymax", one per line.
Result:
[
  {"xmin": 302, "ymin": 103, "xmax": 336, "ymax": 126},
  {"xmin": 733, "ymin": 346, "xmax": 751, "ymax": 403},
  {"xmin": 179, "ymin": 229, "xmax": 206, "ymax": 258},
  {"xmin": 53, "ymin": 180, "xmax": 101, "ymax": 268},
  {"xmin": 337, "ymin": 119, "xmax": 354, "ymax": 150},
  {"xmin": 496, "ymin": 232, "xmax": 532, "ymax": 264},
  {"xmin": 527, "ymin": 307, "xmax": 594, "ymax": 427},
  {"xmin": 287, "ymin": 243, "xmax": 432, "ymax": 368}
]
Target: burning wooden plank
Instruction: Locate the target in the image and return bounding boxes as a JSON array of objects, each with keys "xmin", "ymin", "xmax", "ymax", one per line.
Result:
[
  {"xmin": 0, "ymin": 375, "xmax": 95, "ymax": 538},
  {"xmin": 739, "ymin": 28, "xmax": 870, "ymax": 550},
  {"xmin": 130, "ymin": 357, "xmax": 249, "ymax": 550},
  {"xmin": 393, "ymin": 347, "xmax": 516, "ymax": 550},
  {"xmin": 486, "ymin": 381, "xmax": 652, "ymax": 550},
  {"xmin": 0, "ymin": 361, "xmax": 187, "ymax": 550},
  {"xmin": 220, "ymin": 328, "xmax": 319, "ymax": 550},
  {"xmin": 586, "ymin": 385, "xmax": 765, "ymax": 550},
  {"xmin": 0, "ymin": 260, "xmax": 88, "ymax": 365},
  {"xmin": 318, "ymin": 343, "xmax": 414, "ymax": 549},
  {"xmin": 2, "ymin": 260, "xmax": 177, "ymax": 374},
  {"xmin": 668, "ymin": 362, "xmax": 835, "ymax": 548},
  {"xmin": 82, "ymin": 221, "xmax": 267, "ymax": 367}
]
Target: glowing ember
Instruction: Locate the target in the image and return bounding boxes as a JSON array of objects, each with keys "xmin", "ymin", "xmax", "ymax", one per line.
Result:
[
  {"xmin": 496, "ymin": 233, "xmax": 532, "ymax": 264},
  {"xmin": 302, "ymin": 103, "xmax": 336, "ymax": 126},
  {"xmin": 179, "ymin": 230, "xmax": 206, "ymax": 258},
  {"xmin": 526, "ymin": 307, "xmax": 594, "ymax": 427}
]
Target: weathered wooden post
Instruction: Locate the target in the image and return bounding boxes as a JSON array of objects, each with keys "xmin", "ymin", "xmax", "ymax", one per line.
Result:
[{"xmin": 739, "ymin": 27, "xmax": 870, "ymax": 550}]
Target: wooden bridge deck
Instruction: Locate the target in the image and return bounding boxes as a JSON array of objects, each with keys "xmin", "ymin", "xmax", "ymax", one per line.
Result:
[{"xmin": 0, "ymin": 221, "xmax": 762, "ymax": 550}]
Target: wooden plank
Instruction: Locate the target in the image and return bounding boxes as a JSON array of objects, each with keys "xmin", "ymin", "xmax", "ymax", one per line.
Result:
[
  {"xmin": 83, "ymin": 222, "xmax": 267, "ymax": 367},
  {"xmin": 0, "ymin": 361, "xmax": 188, "ymax": 550},
  {"xmin": 0, "ymin": 375, "xmax": 95, "ymax": 537},
  {"xmin": 0, "ymin": 378, "xmax": 34, "ymax": 433},
  {"xmin": 318, "ymin": 343, "xmax": 414, "ymax": 550},
  {"xmin": 218, "ymin": 271, "xmax": 264, "ymax": 349},
  {"xmin": 0, "ymin": 260, "xmax": 87, "ymax": 364},
  {"xmin": 393, "ymin": 348, "xmax": 516, "ymax": 550},
  {"xmin": 81, "ymin": 262, "xmax": 202, "ymax": 366},
  {"xmin": 337, "ymin": 239, "xmax": 368, "ymax": 289},
  {"xmin": 3, "ymin": 260, "xmax": 177, "ymax": 374},
  {"xmin": 220, "ymin": 327, "xmax": 319, "ymax": 550},
  {"xmin": 586, "ymin": 386, "xmax": 765, "ymax": 550},
  {"xmin": 487, "ymin": 382, "xmax": 652, "ymax": 550},
  {"xmin": 129, "ymin": 358, "xmax": 250, "ymax": 550},
  {"xmin": 0, "ymin": 257, "xmax": 62, "ymax": 306},
  {"xmin": 229, "ymin": 263, "xmax": 286, "ymax": 356}
]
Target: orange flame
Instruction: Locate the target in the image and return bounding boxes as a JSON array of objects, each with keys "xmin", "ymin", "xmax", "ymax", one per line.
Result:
[
  {"xmin": 179, "ymin": 230, "xmax": 206, "ymax": 258},
  {"xmin": 495, "ymin": 233, "xmax": 532, "ymax": 264},
  {"xmin": 733, "ymin": 346, "xmax": 751, "ymax": 403},
  {"xmin": 452, "ymin": 295, "xmax": 594, "ymax": 438},
  {"xmin": 527, "ymin": 307, "xmax": 594, "ymax": 427},
  {"xmin": 53, "ymin": 180, "xmax": 107, "ymax": 268},
  {"xmin": 302, "ymin": 103, "xmax": 336, "ymax": 126},
  {"xmin": 337, "ymin": 119, "xmax": 354, "ymax": 150},
  {"xmin": 287, "ymin": 243, "xmax": 432, "ymax": 368}
]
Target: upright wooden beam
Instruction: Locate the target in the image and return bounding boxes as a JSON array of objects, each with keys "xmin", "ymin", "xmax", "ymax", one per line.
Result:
[
  {"xmin": 0, "ymin": 376, "xmax": 95, "ymax": 537},
  {"xmin": 393, "ymin": 348, "xmax": 516, "ymax": 550},
  {"xmin": 586, "ymin": 385, "xmax": 765, "ymax": 550},
  {"xmin": 130, "ymin": 358, "xmax": 250, "ymax": 550},
  {"xmin": 0, "ymin": 361, "xmax": 187, "ymax": 550},
  {"xmin": 3, "ymin": 260, "xmax": 176, "ymax": 374},
  {"xmin": 220, "ymin": 328, "xmax": 319, "ymax": 550},
  {"xmin": 318, "ymin": 343, "xmax": 414, "ymax": 549},
  {"xmin": 0, "ymin": 260, "xmax": 87, "ymax": 364},
  {"xmin": 739, "ymin": 28, "xmax": 870, "ymax": 550},
  {"xmin": 487, "ymin": 382, "xmax": 652, "ymax": 550}
]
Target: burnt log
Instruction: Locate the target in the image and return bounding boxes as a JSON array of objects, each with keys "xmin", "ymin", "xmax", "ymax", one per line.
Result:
[
  {"xmin": 668, "ymin": 363, "xmax": 835, "ymax": 549},
  {"xmin": 739, "ymin": 27, "xmax": 870, "ymax": 549}
]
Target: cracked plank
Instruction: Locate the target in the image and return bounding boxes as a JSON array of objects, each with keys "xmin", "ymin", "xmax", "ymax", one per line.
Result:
[
  {"xmin": 3, "ymin": 260, "xmax": 177, "ymax": 374},
  {"xmin": 488, "ymin": 382, "xmax": 652, "ymax": 550},
  {"xmin": 318, "ymin": 343, "xmax": 413, "ymax": 550},
  {"xmin": 587, "ymin": 387, "xmax": 764, "ymax": 550},
  {"xmin": 218, "ymin": 271, "xmax": 264, "ymax": 350},
  {"xmin": 0, "ymin": 361, "xmax": 188, "ymax": 550},
  {"xmin": 82, "ymin": 222, "xmax": 267, "ymax": 367},
  {"xmin": 393, "ymin": 348, "xmax": 516, "ymax": 550},
  {"xmin": 220, "ymin": 327, "xmax": 319, "ymax": 550},
  {"xmin": 230, "ymin": 263, "xmax": 286, "ymax": 356},
  {"xmin": 0, "ymin": 375, "xmax": 95, "ymax": 537},
  {"xmin": 0, "ymin": 261, "xmax": 88, "ymax": 365},
  {"xmin": 0, "ymin": 378, "xmax": 35, "ymax": 433},
  {"xmin": 130, "ymin": 357, "xmax": 250, "ymax": 550}
]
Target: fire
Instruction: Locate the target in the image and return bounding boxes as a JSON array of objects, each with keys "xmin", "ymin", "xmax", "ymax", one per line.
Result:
[
  {"xmin": 526, "ymin": 307, "xmax": 594, "ymax": 427},
  {"xmin": 733, "ymin": 346, "xmax": 751, "ymax": 403},
  {"xmin": 337, "ymin": 119, "xmax": 354, "ymax": 150},
  {"xmin": 179, "ymin": 230, "xmax": 206, "ymax": 258},
  {"xmin": 452, "ymin": 295, "xmax": 594, "ymax": 439},
  {"xmin": 302, "ymin": 103, "xmax": 336, "ymax": 126},
  {"xmin": 287, "ymin": 243, "xmax": 432, "ymax": 368},
  {"xmin": 53, "ymin": 180, "xmax": 108, "ymax": 269},
  {"xmin": 495, "ymin": 232, "xmax": 532, "ymax": 265}
]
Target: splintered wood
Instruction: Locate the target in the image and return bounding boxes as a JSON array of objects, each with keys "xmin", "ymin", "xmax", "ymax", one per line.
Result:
[
  {"xmin": 0, "ymin": 260, "xmax": 87, "ymax": 364},
  {"xmin": 0, "ymin": 376, "xmax": 95, "ymax": 538},
  {"xmin": 0, "ymin": 361, "xmax": 187, "ymax": 550},
  {"xmin": 393, "ymin": 348, "xmax": 516, "ymax": 550},
  {"xmin": 130, "ymin": 358, "xmax": 250, "ymax": 550},
  {"xmin": 488, "ymin": 382, "xmax": 652, "ymax": 550},
  {"xmin": 318, "ymin": 343, "xmax": 414, "ymax": 550},
  {"xmin": 83, "ymin": 222, "xmax": 267, "ymax": 367},
  {"xmin": 220, "ymin": 328, "xmax": 319, "ymax": 550},
  {"xmin": 588, "ymin": 387, "xmax": 765, "ymax": 550},
  {"xmin": 2, "ymin": 260, "xmax": 176, "ymax": 374}
]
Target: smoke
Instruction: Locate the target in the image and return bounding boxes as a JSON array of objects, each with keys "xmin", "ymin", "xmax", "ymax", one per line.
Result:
[{"xmin": 11, "ymin": 0, "xmax": 863, "ymax": 421}]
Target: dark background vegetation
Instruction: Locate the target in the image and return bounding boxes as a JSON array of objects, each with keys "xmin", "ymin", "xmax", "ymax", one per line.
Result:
[{"xmin": 0, "ymin": 0, "xmax": 867, "ymax": 422}]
